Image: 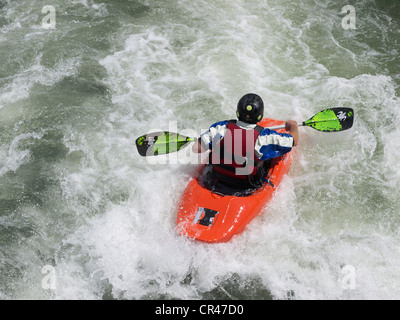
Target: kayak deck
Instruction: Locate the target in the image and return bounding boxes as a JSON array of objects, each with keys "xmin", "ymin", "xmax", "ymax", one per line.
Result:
[{"xmin": 176, "ymin": 118, "xmax": 294, "ymax": 243}]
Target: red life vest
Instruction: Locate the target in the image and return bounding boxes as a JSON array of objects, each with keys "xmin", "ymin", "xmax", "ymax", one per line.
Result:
[{"xmin": 210, "ymin": 120, "xmax": 263, "ymax": 180}]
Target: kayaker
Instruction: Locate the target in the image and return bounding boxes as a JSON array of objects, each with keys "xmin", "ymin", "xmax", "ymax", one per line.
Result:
[{"xmin": 192, "ymin": 93, "xmax": 299, "ymax": 190}]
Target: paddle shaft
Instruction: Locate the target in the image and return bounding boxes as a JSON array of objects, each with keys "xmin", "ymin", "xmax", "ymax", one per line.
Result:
[{"xmin": 266, "ymin": 122, "xmax": 304, "ymax": 131}]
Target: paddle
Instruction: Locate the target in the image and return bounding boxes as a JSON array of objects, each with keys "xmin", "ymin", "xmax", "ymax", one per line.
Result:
[
  {"xmin": 135, "ymin": 107, "xmax": 354, "ymax": 157},
  {"xmin": 136, "ymin": 132, "xmax": 196, "ymax": 157},
  {"xmin": 267, "ymin": 107, "xmax": 354, "ymax": 132}
]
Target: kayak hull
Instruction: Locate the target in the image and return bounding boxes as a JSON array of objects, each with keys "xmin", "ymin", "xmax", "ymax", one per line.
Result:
[{"xmin": 176, "ymin": 118, "xmax": 294, "ymax": 243}]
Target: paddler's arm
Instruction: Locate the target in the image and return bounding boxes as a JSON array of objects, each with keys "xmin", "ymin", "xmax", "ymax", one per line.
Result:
[
  {"xmin": 255, "ymin": 122, "xmax": 298, "ymax": 160},
  {"xmin": 285, "ymin": 120, "xmax": 299, "ymax": 146},
  {"xmin": 192, "ymin": 120, "xmax": 228, "ymax": 154}
]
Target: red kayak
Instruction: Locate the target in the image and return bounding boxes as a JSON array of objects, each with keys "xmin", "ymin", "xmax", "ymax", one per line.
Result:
[{"xmin": 176, "ymin": 118, "xmax": 295, "ymax": 243}]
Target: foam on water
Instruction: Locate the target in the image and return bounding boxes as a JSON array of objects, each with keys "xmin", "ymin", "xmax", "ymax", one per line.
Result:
[
  {"xmin": 0, "ymin": 131, "xmax": 46, "ymax": 176},
  {"xmin": 0, "ymin": 58, "xmax": 79, "ymax": 109}
]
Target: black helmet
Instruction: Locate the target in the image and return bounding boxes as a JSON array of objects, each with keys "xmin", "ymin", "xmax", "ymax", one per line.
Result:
[{"xmin": 236, "ymin": 93, "xmax": 264, "ymax": 124}]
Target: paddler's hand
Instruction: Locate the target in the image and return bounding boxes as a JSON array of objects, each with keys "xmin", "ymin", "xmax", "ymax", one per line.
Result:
[{"xmin": 285, "ymin": 120, "xmax": 299, "ymax": 146}]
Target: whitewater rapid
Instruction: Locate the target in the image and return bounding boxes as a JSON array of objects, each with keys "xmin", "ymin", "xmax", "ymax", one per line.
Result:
[{"xmin": 0, "ymin": 0, "xmax": 400, "ymax": 299}]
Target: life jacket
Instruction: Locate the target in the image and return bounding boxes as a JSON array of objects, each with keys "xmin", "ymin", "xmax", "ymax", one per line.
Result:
[{"xmin": 210, "ymin": 120, "xmax": 264, "ymax": 181}]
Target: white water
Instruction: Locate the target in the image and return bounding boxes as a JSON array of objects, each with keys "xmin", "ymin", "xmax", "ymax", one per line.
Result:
[{"xmin": 0, "ymin": 0, "xmax": 400, "ymax": 299}]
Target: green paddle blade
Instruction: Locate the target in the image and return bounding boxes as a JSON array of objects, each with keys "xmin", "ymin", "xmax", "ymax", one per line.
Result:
[
  {"xmin": 304, "ymin": 107, "xmax": 354, "ymax": 132},
  {"xmin": 136, "ymin": 132, "xmax": 196, "ymax": 157}
]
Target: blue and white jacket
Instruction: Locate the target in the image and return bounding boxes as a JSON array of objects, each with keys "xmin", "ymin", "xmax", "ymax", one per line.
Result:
[{"xmin": 200, "ymin": 120, "xmax": 294, "ymax": 160}]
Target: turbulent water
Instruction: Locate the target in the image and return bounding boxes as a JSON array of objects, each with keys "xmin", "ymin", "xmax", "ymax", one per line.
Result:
[{"xmin": 1, "ymin": 0, "xmax": 400, "ymax": 300}]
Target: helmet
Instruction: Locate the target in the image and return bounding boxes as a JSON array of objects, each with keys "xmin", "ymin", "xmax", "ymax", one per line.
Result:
[{"xmin": 236, "ymin": 93, "xmax": 264, "ymax": 124}]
